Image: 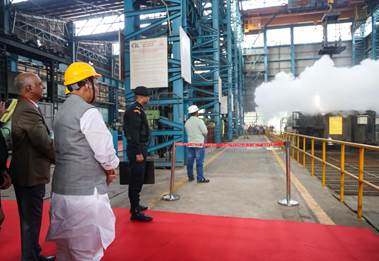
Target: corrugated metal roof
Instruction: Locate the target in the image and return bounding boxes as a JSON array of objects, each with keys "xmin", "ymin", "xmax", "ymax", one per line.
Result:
[{"xmin": 12, "ymin": 0, "xmax": 124, "ymax": 20}]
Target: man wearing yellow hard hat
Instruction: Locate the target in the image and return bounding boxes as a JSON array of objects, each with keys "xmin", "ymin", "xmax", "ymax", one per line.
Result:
[{"xmin": 47, "ymin": 62, "xmax": 119, "ymax": 260}]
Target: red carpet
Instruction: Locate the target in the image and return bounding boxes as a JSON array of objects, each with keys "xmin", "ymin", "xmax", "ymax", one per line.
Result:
[{"xmin": 1, "ymin": 200, "xmax": 379, "ymax": 261}]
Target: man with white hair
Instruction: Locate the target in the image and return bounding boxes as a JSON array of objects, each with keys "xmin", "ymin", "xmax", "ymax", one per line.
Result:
[
  {"xmin": 10, "ymin": 72, "xmax": 55, "ymax": 261},
  {"xmin": 184, "ymin": 105, "xmax": 209, "ymax": 183}
]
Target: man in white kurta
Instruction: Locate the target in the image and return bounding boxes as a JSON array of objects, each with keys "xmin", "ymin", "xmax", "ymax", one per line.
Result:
[{"xmin": 46, "ymin": 62, "xmax": 119, "ymax": 261}]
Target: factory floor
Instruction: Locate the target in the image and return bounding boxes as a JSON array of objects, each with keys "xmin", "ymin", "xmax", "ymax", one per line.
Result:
[
  {"xmin": 1, "ymin": 135, "xmax": 376, "ymax": 232},
  {"xmin": 109, "ymin": 135, "xmax": 376, "ymax": 231}
]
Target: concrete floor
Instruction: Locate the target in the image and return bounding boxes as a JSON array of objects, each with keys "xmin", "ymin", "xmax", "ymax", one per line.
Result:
[
  {"xmin": 1, "ymin": 135, "xmax": 376, "ymax": 232},
  {"xmin": 111, "ymin": 135, "xmax": 376, "ymax": 232}
]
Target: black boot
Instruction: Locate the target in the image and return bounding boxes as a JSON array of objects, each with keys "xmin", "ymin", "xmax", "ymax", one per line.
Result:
[
  {"xmin": 131, "ymin": 211, "xmax": 153, "ymax": 222},
  {"xmin": 129, "ymin": 205, "xmax": 148, "ymax": 213}
]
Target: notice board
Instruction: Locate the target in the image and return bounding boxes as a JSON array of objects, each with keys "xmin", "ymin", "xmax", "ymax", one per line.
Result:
[
  {"xmin": 329, "ymin": 116, "xmax": 343, "ymax": 135},
  {"xmin": 130, "ymin": 37, "xmax": 168, "ymax": 89}
]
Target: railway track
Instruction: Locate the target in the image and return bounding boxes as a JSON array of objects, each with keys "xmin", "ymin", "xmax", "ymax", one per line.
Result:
[{"xmin": 299, "ymin": 149, "xmax": 379, "ymax": 196}]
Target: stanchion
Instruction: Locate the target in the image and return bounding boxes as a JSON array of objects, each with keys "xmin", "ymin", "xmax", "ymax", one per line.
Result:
[
  {"xmin": 162, "ymin": 143, "xmax": 180, "ymax": 201},
  {"xmin": 278, "ymin": 141, "xmax": 299, "ymax": 207}
]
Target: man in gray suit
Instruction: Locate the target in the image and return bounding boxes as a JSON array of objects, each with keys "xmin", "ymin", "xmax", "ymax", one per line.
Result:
[{"xmin": 10, "ymin": 72, "xmax": 55, "ymax": 261}]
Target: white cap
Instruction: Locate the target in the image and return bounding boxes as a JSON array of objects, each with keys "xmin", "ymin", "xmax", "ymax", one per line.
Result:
[{"xmin": 188, "ymin": 105, "xmax": 199, "ymax": 114}]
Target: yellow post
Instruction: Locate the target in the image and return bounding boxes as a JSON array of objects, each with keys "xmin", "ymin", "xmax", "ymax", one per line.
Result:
[
  {"xmin": 292, "ymin": 135, "xmax": 295, "ymax": 159},
  {"xmin": 340, "ymin": 144, "xmax": 345, "ymax": 203},
  {"xmin": 311, "ymin": 139, "xmax": 315, "ymax": 176},
  {"xmin": 297, "ymin": 136, "xmax": 300, "ymax": 162},
  {"xmin": 322, "ymin": 141, "xmax": 326, "ymax": 187},
  {"xmin": 302, "ymin": 137, "xmax": 306, "ymax": 167},
  {"xmin": 357, "ymin": 147, "xmax": 365, "ymax": 219}
]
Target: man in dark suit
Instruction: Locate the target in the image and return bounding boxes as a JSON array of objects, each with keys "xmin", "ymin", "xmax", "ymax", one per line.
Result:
[
  {"xmin": 10, "ymin": 72, "xmax": 55, "ymax": 261},
  {"xmin": 123, "ymin": 86, "xmax": 152, "ymax": 222}
]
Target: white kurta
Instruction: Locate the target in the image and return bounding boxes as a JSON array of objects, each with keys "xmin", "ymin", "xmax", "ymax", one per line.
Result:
[{"xmin": 47, "ymin": 108, "xmax": 119, "ymax": 260}]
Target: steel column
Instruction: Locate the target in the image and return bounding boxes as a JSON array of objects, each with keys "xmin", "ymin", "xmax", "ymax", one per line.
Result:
[
  {"xmin": 290, "ymin": 26, "xmax": 296, "ymax": 76},
  {"xmin": 263, "ymin": 29, "xmax": 268, "ymax": 82},
  {"xmin": 212, "ymin": 0, "xmax": 221, "ymax": 144},
  {"xmin": 226, "ymin": 0, "xmax": 233, "ymax": 141},
  {"xmin": 124, "ymin": 0, "xmax": 185, "ymax": 165}
]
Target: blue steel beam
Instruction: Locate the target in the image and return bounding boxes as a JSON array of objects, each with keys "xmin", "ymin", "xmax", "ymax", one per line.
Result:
[
  {"xmin": 290, "ymin": 26, "xmax": 296, "ymax": 76},
  {"xmin": 148, "ymin": 137, "xmax": 183, "ymax": 153},
  {"xmin": 125, "ymin": 12, "xmax": 181, "ymax": 40},
  {"xmin": 190, "ymin": 0, "xmax": 223, "ymax": 143},
  {"xmin": 263, "ymin": 29, "xmax": 268, "ymax": 82},
  {"xmin": 212, "ymin": 0, "xmax": 221, "ymax": 144},
  {"xmin": 199, "ymin": 101, "xmax": 218, "ymax": 111},
  {"xmin": 148, "ymin": 99, "xmax": 182, "ymax": 106},
  {"xmin": 191, "ymin": 87, "xmax": 214, "ymax": 96},
  {"xmin": 170, "ymin": 0, "xmax": 185, "ymax": 164},
  {"xmin": 239, "ymin": 50, "xmax": 244, "ymax": 128},
  {"xmin": 158, "ymin": 117, "xmax": 183, "ymax": 130},
  {"xmin": 124, "ymin": 0, "xmax": 186, "ymax": 165},
  {"xmin": 151, "ymin": 130, "xmax": 183, "ymax": 136}
]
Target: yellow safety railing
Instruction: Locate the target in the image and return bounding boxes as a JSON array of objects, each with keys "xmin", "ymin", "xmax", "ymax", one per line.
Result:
[{"xmin": 268, "ymin": 131, "xmax": 379, "ymax": 219}]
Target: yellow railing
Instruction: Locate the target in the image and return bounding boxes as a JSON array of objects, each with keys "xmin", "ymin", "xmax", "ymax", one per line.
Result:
[{"xmin": 268, "ymin": 131, "xmax": 379, "ymax": 219}]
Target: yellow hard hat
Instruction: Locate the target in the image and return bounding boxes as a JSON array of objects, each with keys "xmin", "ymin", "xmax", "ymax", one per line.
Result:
[{"xmin": 64, "ymin": 62, "xmax": 101, "ymax": 86}]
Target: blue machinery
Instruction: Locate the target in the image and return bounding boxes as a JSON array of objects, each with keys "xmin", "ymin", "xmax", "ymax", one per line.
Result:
[{"xmin": 123, "ymin": 0, "xmax": 245, "ymax": 166}]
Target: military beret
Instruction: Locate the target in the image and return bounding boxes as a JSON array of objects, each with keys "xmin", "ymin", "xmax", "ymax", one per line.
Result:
[{"xmin": 134, "ymin": 86, "xmax": 150, "ymax": 96}]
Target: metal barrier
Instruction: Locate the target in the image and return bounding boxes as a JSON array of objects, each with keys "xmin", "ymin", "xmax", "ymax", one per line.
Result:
[
  {"xmin": 161, "ymin": 142, "xmax": 180, "ymax": 201},
  {"xmin": 269, "ymin": 132, "xmax": 379, "ymax": 219},
  {"xmin": 161, "ymin": 141, "xmax": 299, "ymax": 207}
]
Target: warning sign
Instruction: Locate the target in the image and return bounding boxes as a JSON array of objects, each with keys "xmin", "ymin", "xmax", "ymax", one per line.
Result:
[{"xmin": 329, "ymin": 116, "xmax": 343, "ymax": 135}]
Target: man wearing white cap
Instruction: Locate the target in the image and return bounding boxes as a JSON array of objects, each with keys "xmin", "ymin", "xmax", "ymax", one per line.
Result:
[{"xmin": 184, "ymin": 105, "xmax": 209, "ymax": 183}]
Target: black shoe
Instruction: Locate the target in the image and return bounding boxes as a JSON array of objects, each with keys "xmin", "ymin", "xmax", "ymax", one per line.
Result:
[
  {"xmin": 188, "ymin": 176, "xmax": 195, "ymax": 182},
  {"xmin": 39, "ymin": 256, "xmax": 56, "ymax": 261},
  {"xmin": 197, "ymin": 178, "xmax": 210, "ymax": 183},
  {"xmin": 129, "ymin": 205, "xmax": 148, "ymax": 213},
  {"xmin": 131, "ymin": 212, "xmax": 153, "ymax": 222}
]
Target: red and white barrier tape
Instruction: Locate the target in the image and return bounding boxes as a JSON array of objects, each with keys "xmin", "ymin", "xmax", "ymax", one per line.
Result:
[{"xmin": 175, "ymin": 141, "xmax": 285, "ymax": 148}]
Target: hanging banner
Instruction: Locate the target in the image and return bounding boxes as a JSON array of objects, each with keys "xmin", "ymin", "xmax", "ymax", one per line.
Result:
[
  {"xmin": 218, "ymin": 77, "xmax": 222, "ymax": 103},
  {"xmin": 220, "ymin": 96, "xmax": 228, "ymax": 114},
  {"xmin": 180, "ymin": 27, "xmax": 192, "ymax": 84},
  {"xmin": 130, "ymin": 37, "xmax": 168, "ymax": 89},
  {"xmin": 231, "ymin": 92, "xmax": 234, "ymax": 112}
]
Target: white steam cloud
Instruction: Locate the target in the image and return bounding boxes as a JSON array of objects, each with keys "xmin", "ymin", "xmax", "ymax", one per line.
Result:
[{"xmin": 255, "ymin": 56, "xmax": 379, "ymax": 130}]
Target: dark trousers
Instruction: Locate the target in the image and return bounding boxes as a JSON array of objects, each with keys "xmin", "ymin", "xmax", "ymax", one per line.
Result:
[
  {"xmin": 127, "ymin": 147, "xmax": 147, "ymax": 213},
  {"xmin": 14, "ymin": 184, "xmax": 45, "ymax": 261}
]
